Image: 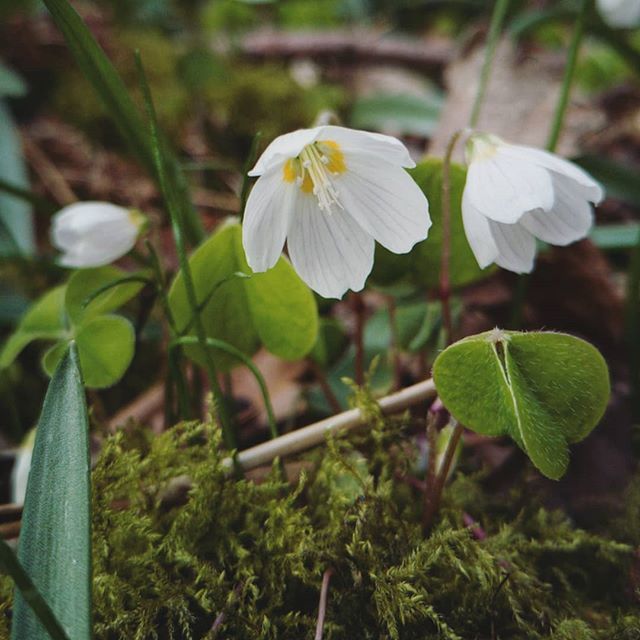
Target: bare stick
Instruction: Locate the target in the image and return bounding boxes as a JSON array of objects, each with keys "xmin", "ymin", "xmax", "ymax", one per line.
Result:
[
  {"xmin": 224, "ymin": 378, "xmax": 437, "ymax": 473},
  {"xmin": 239, "ymin": 29, "xmax": 453, "ymax": 72},
  {"xmin": 314, "ymin": 567, "xmax": 334, "ymax": 640}
]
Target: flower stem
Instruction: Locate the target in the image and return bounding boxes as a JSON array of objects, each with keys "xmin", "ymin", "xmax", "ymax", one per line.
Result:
[
  {"xmin": 546, "ymin": 0, "xmax": 589, "ymax": 152},
  {"xmin": 440, "ymin": 129, "xmax": 464, "ymax": 346},
  {"xmin": 387, "ymin": 296, "xmax": 402, "ymax": 390},
  {"xmin": 136, "ymin": 54, "xmax": 237, "ymax": 452},
  {"xmin": 422, "ymin": 419, "xmax": 463, "ymax": 535},
  {"xmin": 469, "ymin": 0, "xmax": 511, "ymax": 129},
  {"xmin": 308, "ymin": 359, "xmax": 342, "ymax": 414},
  {"xmin": 351, "ymin": 292, "xmax": 366, "ymax": 386}
]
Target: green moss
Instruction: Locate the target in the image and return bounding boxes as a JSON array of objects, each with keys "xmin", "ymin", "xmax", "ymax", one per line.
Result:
[
  {"xmin": 203, "ymin": 63, "xmax": 346, "ymax": 155},
  {"xmin": 1, "ymin": 394, "xmax": 638, "ymax": 638},
  {"xmin": 53, "ymin": 29, "xmax": 190, "ymax": 144}
]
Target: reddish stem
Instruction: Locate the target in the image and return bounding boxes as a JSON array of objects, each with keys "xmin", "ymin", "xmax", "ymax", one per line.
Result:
[
  {"xmin": 351, "ymin": 292, "xmax": 366, "ymax": 385},
  {"xmin": 422, "ymin": 420, "xmax": 463, "ymax": 535}
]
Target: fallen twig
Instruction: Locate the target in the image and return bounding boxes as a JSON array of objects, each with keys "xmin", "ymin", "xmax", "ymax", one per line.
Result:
[
  {"xmin": 238, "ymin": 29, "xmax": 453, "ymax": 72},
  {"xmin": 225, "ymin": 378, "xmax": 436, "ymax": 472},
  {"xmin": 314, "ymin": 567, "xmax": 334, "ymax": 640}
]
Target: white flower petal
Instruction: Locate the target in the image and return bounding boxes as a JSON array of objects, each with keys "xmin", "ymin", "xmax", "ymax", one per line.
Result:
[
  {"xmin": 597, "ymin": 0, "xmax": 640, "ymax": 27},
  {"xmin": 248, "ymin": 128, "xmax": 322, "ymax": 177},
  {"xmin": 488, "ymin": 220, "xmax": 536, "ymax": 273},
  {"xmin": 466, "ymin": 152, "xmax": 554, "ymax": 224},
  {"xmin": 242, "ymin": 166, "xmax": 296, "ymax": 272},
  {"xmin": 287, "ymin": 194, "xmax": 374, "ymax": 299},
  {"xmin": 519, "ymin": 174, "xmax": 593, "ymax": 246},
  {"xmin": 336, "ymin": 157, "xmax": 430, "ymax": 253},
  {"xmin": 461, "ymin": 187, "xmax": 499, "ymax": 268},
  {"xmin": 499, "ymin": 144, "xmax": 604, "ymax": 204},
  {"xmin": 52, "ymin": 202, "xmax": 131, "ymax": 249},
  {"xmin": 320, "ymin": 125, "xmax": 416, "ymax": 168},
  {"xmin": 51, "ymin": 202, "xmax": 140, "ymax": 268}
]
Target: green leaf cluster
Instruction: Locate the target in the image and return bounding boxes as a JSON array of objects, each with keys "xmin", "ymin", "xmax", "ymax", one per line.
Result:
[
  {"xmin": 168, "ymin": 221, "xmax": 318, "ymax": 371},
  {"xmin": 433, "ymin": 330, "xmax": 611, "ymax": 479},
  {"xmin": 0, "ymin": 267, "xmax": 145, "ymax": 388}
]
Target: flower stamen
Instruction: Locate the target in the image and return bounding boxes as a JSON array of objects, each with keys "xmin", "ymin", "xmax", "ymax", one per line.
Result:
[{"xmin": 283, "ymin": 140, "xmax": 347, "ymax": 213}]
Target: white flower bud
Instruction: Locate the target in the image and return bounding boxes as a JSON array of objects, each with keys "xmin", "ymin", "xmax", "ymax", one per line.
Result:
[
  {"xmin": 597, "ymin": 0, "xmax": 640, "ymax": 28},
  {"xmin": 51, "ymin": 202, "xmax": 146, "ymax": 268}
]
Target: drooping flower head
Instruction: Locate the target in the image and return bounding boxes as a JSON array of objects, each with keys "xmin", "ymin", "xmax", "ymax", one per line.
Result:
[
  {"xmin": 597, "ymin": 0, "xmax": 640, "ymax": 27},
  {"xmin": 461, "ymin": 132, "xmax": 604, "ymax": 273},
  {"xmin": 242, "ymin": 126, "xmax": 431, "ymax": 298},
  {"xmin": 51, "ymin": 201, "xmax": 147, "ymax": 268}
]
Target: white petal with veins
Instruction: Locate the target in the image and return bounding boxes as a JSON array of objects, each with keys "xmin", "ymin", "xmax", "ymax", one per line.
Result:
[
  {"xmin": 520, "ymin": 174, "xmax": 593, "ymax": 246},
  {"xmin": 461, "ymin": 188, "xmax": 499, "ymax": 268},
  {"xmin": 489, "ymin": 220, "xmax": 537, "ymax": 273},
  {"xmin": 242, "ymin": 166, "xmax": 296, "ymax": 272},
  {"xmin": 499, "ymin": 144, "xmax": 604, "ymax": 203},
  {"xmin": 338, "ymin": 156, "xmax": 430, "ymax": 253},
  {"xmin": 287, "ymin": 192, "xmax": 375, "ymax": 299},
  {"xmin": 465, "ymin": 152, "xmax": 554, "ymax": 223}
]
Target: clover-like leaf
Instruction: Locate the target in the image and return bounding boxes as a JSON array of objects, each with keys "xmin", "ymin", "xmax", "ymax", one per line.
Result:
[
  {"xmin": 65, "ymin": 266, "xmax": 148, "ymax": 325},
  {"xmin": 0, "ymin": 286, "xmax": 67, "ymax": 369},
  {"xmin": 433, "ymin": 330, "xmax": 610, "ymax": 479},
  {"xmin": 169, "ymin": 221, "xmax": 318, "ymax": 371},
  {"xmin": 43, "ymin": 315, "xmax": 135, "ymax": 389}
]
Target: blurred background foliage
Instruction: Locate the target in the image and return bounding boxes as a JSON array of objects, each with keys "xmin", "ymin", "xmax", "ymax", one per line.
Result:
[{"xmin": 0, "ymin": 0, "xmax": 639, "ymax": 464}]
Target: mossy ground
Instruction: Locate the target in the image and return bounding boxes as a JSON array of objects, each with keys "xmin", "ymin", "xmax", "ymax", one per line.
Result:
[{"xmin": 1, "ymin": 393, "xmax": 639, "ymax": 639}]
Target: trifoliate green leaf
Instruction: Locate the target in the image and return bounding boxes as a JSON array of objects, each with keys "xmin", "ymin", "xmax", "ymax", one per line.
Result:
[{"xmin": 433, "ymin": 330, "xmax": 610, "ymax": 479}]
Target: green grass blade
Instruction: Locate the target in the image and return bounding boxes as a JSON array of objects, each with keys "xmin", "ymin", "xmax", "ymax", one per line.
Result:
[
  {"xmin": 40, "ymin": 0, "xmax": 204, "ymax": 245},
  {"xmin": 0, "ymin": 540, "xmax": 70, "ymax": 640},
  {"xmin": 11, "ymin": 342, "xmax": 91, "ymax": 640}
]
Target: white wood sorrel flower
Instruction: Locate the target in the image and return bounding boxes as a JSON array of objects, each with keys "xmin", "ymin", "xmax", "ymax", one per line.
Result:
[
  {"xmin": 51, "ymin": 201, "xmax": 146, "ymax": 268},
  {"xmin": 242, "ymin": 126, "xmax": 431, "ymax": 298},
  {"xmin": 597, "ymin": 0, "xmax": 640, "ymax": 27},
  {"xmin": 462, "ymin": 132, "xmax": 604, "ymax": 273}
]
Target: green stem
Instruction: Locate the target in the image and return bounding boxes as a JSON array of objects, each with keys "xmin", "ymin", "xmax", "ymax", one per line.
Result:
[
  {"xmin": 440, "ymin": 130, "xmax": 464, "ymax": 346},
  {"xmin": 469, "ymin": 0, "xmax": 511, "ymax": 129},
  {"xmin": 0, "ymin": 177, "xmax": 58, "ymax": 214},
  {"xmin": 145, "ymin": 239, "xmax": 192, "ymax": 419},
  {"xmin": 145, "ymin": 240, "xmax": 179, "ymax": 334},
  {"xmin": 135, "ymin": 54, "xmax": 237, "ymax": 451},
  {"xmin": 173, "ymin": 336, "xmax": 279, "ymax": 440},
  {"xmin": 546, "ymin": 0, "xmax": 589, "ymax": 152}
]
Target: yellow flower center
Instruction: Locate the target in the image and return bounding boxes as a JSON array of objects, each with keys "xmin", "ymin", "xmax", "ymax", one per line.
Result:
[{"xmin": 283, "ymin": 140, "xmax": 347, "ymax": 212}]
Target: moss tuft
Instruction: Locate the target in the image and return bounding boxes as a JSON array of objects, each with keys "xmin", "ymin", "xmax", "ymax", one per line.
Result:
[{"xmin": 1, "ymin": 404, "xmax": 638, "ymax": 638}]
